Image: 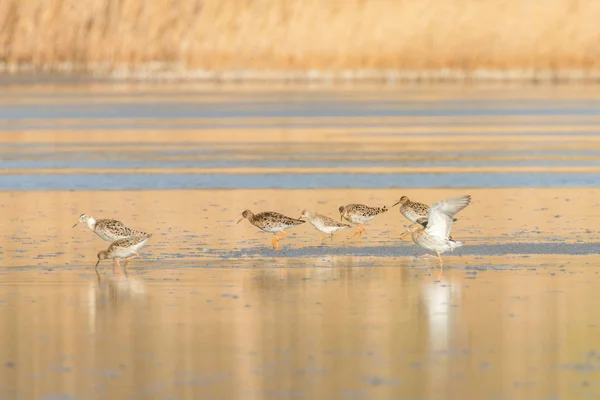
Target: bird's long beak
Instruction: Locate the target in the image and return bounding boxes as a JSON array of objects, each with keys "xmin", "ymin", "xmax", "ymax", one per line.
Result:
[
  {"xmin": 399, "ymin": 230, "xmax": 410, "ymax": 239},
  {"xmin": 392, "ymin": 200, "xmax": 401, "ymax": 207},
  {"xmin": 340, "ymin": 214, "xmax": 343, "ymax": 221},
  {"xmin": 72, "ymin": 221, "xmax": 79, "ymax": 228},
  {"xmin": 298, "ymin": 215, "xmax": 304, "ymax": 220},
  {"xmin": 95, "ymin": 259, "xmax": 101, "ymax": 269},
  {"xmin": 237, "ymin": 218, "xmax": 243, "ymax": 224}
]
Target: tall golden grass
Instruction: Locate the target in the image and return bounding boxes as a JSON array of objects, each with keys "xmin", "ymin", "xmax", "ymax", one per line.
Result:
[{"xmin": 1, "ymin": 0, "xmax": 600, "ymax": 79}]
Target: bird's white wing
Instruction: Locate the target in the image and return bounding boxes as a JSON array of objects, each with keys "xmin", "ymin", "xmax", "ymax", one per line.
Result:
[{"xmin": 425, "ymin": 195, "xmax": 471, "ymax": 239}]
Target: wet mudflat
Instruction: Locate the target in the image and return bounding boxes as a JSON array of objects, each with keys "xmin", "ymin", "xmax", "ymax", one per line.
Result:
[{"xmin": 0, "ymin": 188, "xmax": 599, "ymax": 269}]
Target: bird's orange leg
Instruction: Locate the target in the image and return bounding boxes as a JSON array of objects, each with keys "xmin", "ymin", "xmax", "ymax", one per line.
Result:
[
  {"xmin": 400, "ymin": 223, "xmax": 419, "ymax": 240},
  {"xmin": 279, "ymin": 231, "xmax": 288, "ymax": 239},
  {"xmin": 419, "ymin": 254, "xmax": 435, "ymax": 259},
  {"xmin": 271, "ymin": 235, "xmax": 281, "ymax": 251},
  {"xmin": 348, "ymin": 225, "xmax": 365, "ymax": 240},
  {"xmin": 114, "ymin": 258, "xmax": 124, "ymax": 278},
  {"xmin": 358, "ymin": 225, "xmax": 366, "ymax": 241},
  {"xmin": 124, "ymin": 258, "xmax": 132, "ymax": 278},
  {"xmin": 436, "ymin": 252, "xmax": 444, "ymax": 269},
  {"xmin": 125, "ymin": 254, "xmax": 138, "ymax": 270},
  {"xmin": 434, "ymin": 252, "xmax": 444, "ymax": 279},
  {"xmin": 113, "ymin": 258, "xmax": 121, "ymax": 276}
]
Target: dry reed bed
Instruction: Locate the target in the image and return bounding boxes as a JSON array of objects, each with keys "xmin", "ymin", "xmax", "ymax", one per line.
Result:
[{"xmin": 1, "ymin": 0, "xmax": 600, "ymax": 81}]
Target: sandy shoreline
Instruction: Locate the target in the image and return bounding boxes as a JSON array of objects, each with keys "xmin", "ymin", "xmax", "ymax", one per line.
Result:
[{"xmin": 4, "ymin": 66, "xmax": 600, "ymax": 84}]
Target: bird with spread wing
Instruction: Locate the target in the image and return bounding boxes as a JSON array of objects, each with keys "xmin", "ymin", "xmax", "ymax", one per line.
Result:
[{"xmin": 405, "ymin": 195, "xmax": 471, "ymax": 268}]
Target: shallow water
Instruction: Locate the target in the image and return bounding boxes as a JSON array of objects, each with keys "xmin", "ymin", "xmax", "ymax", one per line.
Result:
[
  {"xmin": 2, "ymin": 82, "xmax": 600, "ymax": 399},
  {"xmin": 3, "ymin": 84, "xmax": 600, "ymax": 190},
  {"xmin": 2, "ymin": 266, "xmax": 600, "ymax": 399}
]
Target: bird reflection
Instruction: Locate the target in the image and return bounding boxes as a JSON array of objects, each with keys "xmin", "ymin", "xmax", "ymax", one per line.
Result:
[
  {"xmin": 94, "ymin": 264, "xmax": 146, "ymax": 303},
  {"xmin": 87, "ymin": 264, "xmax": 147, "ymax": 336},
  {"xmin": 422, "ymin": 272, "xmax": 461, "ymax": 354}
]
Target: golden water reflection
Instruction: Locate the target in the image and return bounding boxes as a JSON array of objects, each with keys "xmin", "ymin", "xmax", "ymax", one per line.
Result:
[{"xmin": 1, "ymin": 265, "xmax": 599, "ymax": 399}]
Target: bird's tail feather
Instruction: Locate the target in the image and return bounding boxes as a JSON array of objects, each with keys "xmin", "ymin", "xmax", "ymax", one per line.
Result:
[{"xmin": 450, "ymin": 240, "xmax": 463, "ymax": 249}]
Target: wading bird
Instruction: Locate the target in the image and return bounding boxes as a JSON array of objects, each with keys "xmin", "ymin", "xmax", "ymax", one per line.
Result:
[
  {"xmin": 238, "ymin": 210, "xmax": 305, "ymax": 251},
  {"xmin": 406, "ymin": 195, "xmax": 471, "ymax": 269},
  {"xmin": 338, "ymin": 204, "xmax": 388, "ymax": 241}
]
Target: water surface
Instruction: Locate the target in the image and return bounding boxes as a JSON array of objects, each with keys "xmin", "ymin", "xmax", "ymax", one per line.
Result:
[
  {"xmin": 3, "ymin": 84, "xmax": 600, "ymax": 189},
  {"xmin": 1, "ymin": 265, "xmax": 600, "ymax": 399},
  {"xmin": 2, "ymin": 83, "xmax": 600, "ymax": 399}
]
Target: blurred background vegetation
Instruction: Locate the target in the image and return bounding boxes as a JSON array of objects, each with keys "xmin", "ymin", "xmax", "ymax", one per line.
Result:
[{"xmin": 1, "ymin": 0, "xmax": 599, "ymax": 80}]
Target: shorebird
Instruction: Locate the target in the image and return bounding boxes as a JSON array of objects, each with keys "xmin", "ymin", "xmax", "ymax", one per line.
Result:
[
  {"xmin": 338, "ymin": 204, "xmax": 388, "ymax": 240},
  {"xmin": 393, "ymin": 196, "xmax": 429, "ymax": 225},
  {"xmin": 73, "ymin": 214, "xmax": 147, "ymax": 242},
  {"xmin": 237, "ymin": 210, "xmax": 305, "ymax": 251},
  {"xmin": 299, "ymin": 210, "xmax": 351, "ymax": 242},
  {"xmin": 392, "ymin": 196, "xmax": 456, "ymax": 240},
  {"xmin": 406, "ymin": 195, "xmax": 471, "ymax": 269},
  {"xmin": 95, "ymin": 233, "xmax": 152, "ymax": 270}
]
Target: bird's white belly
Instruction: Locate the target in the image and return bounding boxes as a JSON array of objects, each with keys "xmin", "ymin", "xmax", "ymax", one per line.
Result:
[
  {"xmin": 111, "ymin": 248, "xmax": 136, "ymax": 259},
  {"xmin": 262, "ymin": 226, "xmax": 285, "ymax": 233},
  {"xmin": 95, "ymin": 230, "xmax": 122, "ymax": 242},
  {"xmin": 311, "ymin": 220, "xmax": 341, "ymax": 234},
  {"xmin": 111, "ymin": 239, "xmax": 148, "ymax": 258},
  {"xmin": 348, "ymin": 215, "xmax": 375, "ymax": 224},
  {"xmin": 402, "ymin": 209, "xmax": 422, "ymax": 224},
  {"xmin": 417, "ymin": 237, "xmax": 452, "ymax": 254},
  {"xmin": 131, "ymin": 240, "xmax": 149, "ymax": 252}
]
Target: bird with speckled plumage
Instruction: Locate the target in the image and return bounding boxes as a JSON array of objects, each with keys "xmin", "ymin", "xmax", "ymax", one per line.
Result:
[
  {"xmin": 95, "ymin": 233, "xmax": 152, "ymax": 270},
  {"xmin": 338, "ymin": 204, "xmax": 388, "ymax": 241},
  {"xmin": 393, "ymin": 196, "xmax": 429, "ymax": 224},
  {"xmin": 238, "ymin": 210, "xmax": 305, "ymax": 251},
  {"xmin": 393, "ymin": 196, "xmax": 457, "ymax": 239},
  {"xmin": 74, "ymin": 214, "xmax": 148, "ymax": 242}
]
